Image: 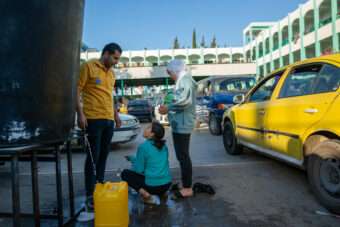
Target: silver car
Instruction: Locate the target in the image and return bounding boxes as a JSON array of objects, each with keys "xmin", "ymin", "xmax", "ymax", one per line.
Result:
[{"xmin": 112, "ymin": 113, "xmax": 141, "ymax": 144}]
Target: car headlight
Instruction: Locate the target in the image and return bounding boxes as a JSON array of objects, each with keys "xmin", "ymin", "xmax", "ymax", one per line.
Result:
[
  {"xmin": 121, "ymin": 119, "xmax": 138, "ymax": 127},
  {"xmin": 217, "ymin": 104, "xmax": 234, "ymax": 110}
]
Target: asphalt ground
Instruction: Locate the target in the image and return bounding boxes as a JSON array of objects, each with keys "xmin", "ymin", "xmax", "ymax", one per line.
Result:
[{"xmin": 0, "ymin": 124, "xmax": 338, "ymax": 227}]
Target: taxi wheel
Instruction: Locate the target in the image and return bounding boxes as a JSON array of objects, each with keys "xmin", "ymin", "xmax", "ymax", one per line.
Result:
[
  {"xmin": 307, "ymin": 140, "xmax": 340, "ymax": 214},
  {"xmin": 223, "ymin": 121, "xmax": 242, "ymax": 155},
  {"xmin": 209, "ymin": 114, "xmax": 222, "ymax": 136}
]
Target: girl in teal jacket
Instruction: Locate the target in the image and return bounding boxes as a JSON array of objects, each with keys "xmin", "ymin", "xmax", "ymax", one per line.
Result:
[{"xmin": 121, "ymin": 122, "xmax": 172, "ymax": 204}]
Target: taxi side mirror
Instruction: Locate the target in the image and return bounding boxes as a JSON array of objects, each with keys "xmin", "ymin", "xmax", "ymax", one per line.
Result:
[{"xmin": 233, "ymin": 94, "xmax": 245, "ymax": 104}]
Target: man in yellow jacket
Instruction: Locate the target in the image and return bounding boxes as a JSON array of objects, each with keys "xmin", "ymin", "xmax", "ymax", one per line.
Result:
[{"xmin": 77, "ymin": 43, "xmax": 122, "ymax": 209}]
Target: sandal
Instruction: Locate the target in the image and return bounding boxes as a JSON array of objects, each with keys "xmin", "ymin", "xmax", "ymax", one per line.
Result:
[{"xmin": 193, "ymin": 182, "xmax": 215, "ymax": 195}]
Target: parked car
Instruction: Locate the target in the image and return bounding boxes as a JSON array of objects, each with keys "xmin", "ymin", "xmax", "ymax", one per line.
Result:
[
  {"xmin": 74, "ymin": 113, "xmax": 140, "ymax": 145},
  {"xmin": 112, "ymin": 113, "xmax": 140, "ymax": 144},
  {"xmin": 128, "ymin": 99, "xmax": 153, "ymax": 122},
  {"xmin": 197, "ymin": 76, "xmax": 256, "ymax": 135},
  {"xmin": 222, "ymin": 54, "xmax": 340, "ymax": 213}
]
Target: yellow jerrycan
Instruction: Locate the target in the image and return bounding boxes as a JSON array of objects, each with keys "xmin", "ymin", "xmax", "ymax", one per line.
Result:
[{"xmin": 94, "ymin": 181, "xmax": 129, "ymax": 227}]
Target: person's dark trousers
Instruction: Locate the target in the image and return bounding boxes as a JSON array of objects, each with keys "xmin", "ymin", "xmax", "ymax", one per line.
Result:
[
  {"xmin": 85, "ymin": 119, "xmax": 114, "ymax": 198},
  {"xmin": 121, "ymin": 169, "xmax": 171, "ymax": 196},
  {"xmin": 172, "ymin": 133, "xmax": 192, "ymax": 188}
]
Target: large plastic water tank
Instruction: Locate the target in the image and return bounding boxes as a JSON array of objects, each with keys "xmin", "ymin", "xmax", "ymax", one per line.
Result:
[{"xmin": 0, "ymin": 1, "xmax": 85, "ymax": 148}]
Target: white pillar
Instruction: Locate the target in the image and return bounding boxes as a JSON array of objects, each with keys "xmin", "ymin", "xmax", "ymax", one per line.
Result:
[
  {"xmin": 157, "ymin": 49, "xmax": 160, "ymax": 66},
  {"xmin": 215, "ymin": 47, "xmax": 218, "ymax": 63}
]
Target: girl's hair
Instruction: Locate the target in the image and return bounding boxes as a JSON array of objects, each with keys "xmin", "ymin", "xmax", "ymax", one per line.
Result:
[{"xmin": 151, "ymin": 122, "xmax": 166, "ymax": 150}]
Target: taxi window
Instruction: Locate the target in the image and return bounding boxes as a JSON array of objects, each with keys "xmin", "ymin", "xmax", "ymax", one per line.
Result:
[
  {"xmin": 248, "ymin": 72, "xmax": 283, "ymax": 102},
  {"xmin": 314, "ymin": 64, "xmax": 340, "ymax": 93},
  {"xmin": 279, "ymin": 64, "xmax": 339, "ymax": 98}
]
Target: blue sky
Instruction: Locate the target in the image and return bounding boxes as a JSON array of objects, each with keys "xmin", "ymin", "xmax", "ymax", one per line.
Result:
[{"xmin": 83, "ymin": 0, "xmax": 306, "ymax": 50}]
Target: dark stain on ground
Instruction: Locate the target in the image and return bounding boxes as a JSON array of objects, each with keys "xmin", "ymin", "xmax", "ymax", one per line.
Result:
[{"xmin": 126, "ymin": 190, "xmax": 279, "ymax": 227}]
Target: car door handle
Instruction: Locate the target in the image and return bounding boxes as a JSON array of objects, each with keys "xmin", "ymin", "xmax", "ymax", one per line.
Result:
[{"xmin": 304, "ymin": 108, "xmax": 318, "ymax": 114}]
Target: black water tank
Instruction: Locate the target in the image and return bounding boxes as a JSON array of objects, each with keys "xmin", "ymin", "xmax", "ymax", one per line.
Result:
[{"xmin": 0, "ymin": 1, "xmax": 85, "ymax": 148}]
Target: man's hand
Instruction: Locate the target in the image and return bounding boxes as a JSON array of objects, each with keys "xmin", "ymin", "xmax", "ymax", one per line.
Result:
[
  {"xmin": 115, "ymin": 115, "xmax": 122, "ymax": 128},
  {"xmin": 159, "ymin": 105, "xmax": 168, "ymax": 115},
  {"xmin": 78, "ymin": 112, "xmax": 88, "ymax": 129}
]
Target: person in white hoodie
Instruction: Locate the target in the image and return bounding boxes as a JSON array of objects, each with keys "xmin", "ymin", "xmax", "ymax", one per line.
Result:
[{"xmin": 159, "ymin": 59, "xmax": 197, "ymax": 198}]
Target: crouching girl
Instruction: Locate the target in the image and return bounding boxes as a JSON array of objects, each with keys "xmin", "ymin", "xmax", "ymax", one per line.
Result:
[{"xmin": 121, "ymin": 122, "xmax": 172, "ymax": 204}]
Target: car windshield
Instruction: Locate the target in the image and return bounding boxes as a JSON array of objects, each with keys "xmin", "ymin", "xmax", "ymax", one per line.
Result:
[
  {"xmin": 128, "ymin": 100, "xmax": 149, "ymax": 107},
  {"xmin": 216, "ymin": 78, "xmax": 256, "ymax": 93}
]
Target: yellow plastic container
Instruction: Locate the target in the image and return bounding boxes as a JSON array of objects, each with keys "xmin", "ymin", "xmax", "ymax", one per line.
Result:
[{"xmin": 94, "ymin": 182, "xmax": 129, "ymax": 227}]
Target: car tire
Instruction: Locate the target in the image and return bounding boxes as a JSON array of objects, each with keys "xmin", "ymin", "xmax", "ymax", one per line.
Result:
[
  {"xmin": 223, "ymin": 121, "xmax": 242, "ymax": 155},
  {"xmin": 209, "ymin": 114, "xmax": 222, "ymax": 135},
  {"xmin": 307, "ymin": 140, "xmax": 340, "ymax": 214}
]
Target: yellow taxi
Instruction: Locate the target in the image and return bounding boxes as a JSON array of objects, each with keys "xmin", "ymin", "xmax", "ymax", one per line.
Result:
[{"xmin": 222, "ymin": 54, "xmax": 340, "ymax": 213}]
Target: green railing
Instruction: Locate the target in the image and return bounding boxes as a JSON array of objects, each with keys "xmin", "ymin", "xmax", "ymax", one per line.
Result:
[
  {"xmin": 282, "ymin": 39, "xmax": 289, "ymax": 46},
  {"xmin": 319, "ymin": 17, "xmax": 332, "ymax": 27}
]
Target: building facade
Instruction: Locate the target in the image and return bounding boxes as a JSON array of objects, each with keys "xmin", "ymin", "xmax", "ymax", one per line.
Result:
[
  {"xmin": 244, "ymin": 0, "xmax": 340, "ymax": 77},
  {"xmin": 80, "ymin": 0, "xmax": 340, "ymax": 84},
  {"xmin": 81, "ymin": 47, "xmax": 246, "ymax": 68}
]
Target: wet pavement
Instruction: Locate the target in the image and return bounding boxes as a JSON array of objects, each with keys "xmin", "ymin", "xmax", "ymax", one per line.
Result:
[{"xmin": 0, "ymin": 124, "xmax": 339, "ymax": 227}]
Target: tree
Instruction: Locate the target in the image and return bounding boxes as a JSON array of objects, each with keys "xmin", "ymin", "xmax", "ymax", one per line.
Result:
[
  {"xmin": 173, "ymin": 36, "xmax": 180, "ymax": 49},
  {"xmin": 81, "ymin": 42, "xmax": 89, "ymax": 52},
  {"xmin": 200, "ymin": 35, "xmax": 206, "ymax": 48},
  {"xmin": 210, "ymin": 35, "xmax": 217, "ymax": 48},
  {"xmin": 192, "ymin": 29, "xmax": 197, "ymax": 48}
]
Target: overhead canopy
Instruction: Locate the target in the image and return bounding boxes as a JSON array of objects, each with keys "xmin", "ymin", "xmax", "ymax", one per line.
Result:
[{"xmin": 115, "ymin": 76, "xmax": 208, "ymax": 87}]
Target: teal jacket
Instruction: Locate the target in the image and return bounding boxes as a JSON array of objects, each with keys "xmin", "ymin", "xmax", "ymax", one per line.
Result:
[
  {"xmin": 130, "ymin": 140, "xmax": 172, "ymax": 186},
  {"xmin": 168, "ymin": 74, "xmax": 197, "ymax": 134}
]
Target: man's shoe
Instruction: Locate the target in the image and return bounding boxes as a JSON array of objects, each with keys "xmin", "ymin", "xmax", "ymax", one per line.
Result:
[{"xmin": 85, "ymin": 197, "xmax": 94, "ymax": 212}]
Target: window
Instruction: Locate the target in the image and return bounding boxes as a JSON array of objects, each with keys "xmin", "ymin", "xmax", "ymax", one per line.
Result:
[
  {"xmin": 279, "ymin": 64, "xmax": 340, "ymax": 98},
  {"xmin": 216, "ymin": 78, "xmax": 256, "ymax": 93},
  {"xmin": 314, "ymin": 64, "xmax": 340, "ymax": 93},
  {"xmin": 197, "ymin": 80, "xmax": 212, "ymax": 97},
  {"xmin": 197, "ymin": 83, "xmax": 205, "ymax": 96},
  {"xmin": 248, "ymin": 72, "xmax": 283, "ymax": 102},
  {"xmin": 205, "ymin": 81, "xmax": 213, "ymax": 96}
]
